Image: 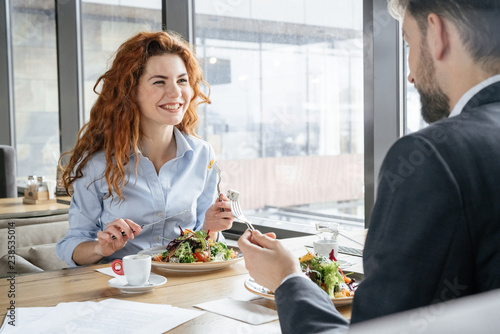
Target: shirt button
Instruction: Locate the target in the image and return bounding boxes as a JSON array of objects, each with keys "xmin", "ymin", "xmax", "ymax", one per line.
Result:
[{"xmin": 157, "ymin": 212, "xmax": 163, "ymax": 217}]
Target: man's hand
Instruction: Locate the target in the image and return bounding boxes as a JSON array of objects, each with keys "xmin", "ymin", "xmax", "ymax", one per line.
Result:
[{"xmin": 238, "ymin": 230, "xmax": 302, "ymax": 292}]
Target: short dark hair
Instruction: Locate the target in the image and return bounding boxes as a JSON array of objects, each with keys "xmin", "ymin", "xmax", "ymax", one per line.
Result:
[{"xmin": 388, "ymin": 0, "xmax": 500, "ymax": 73}]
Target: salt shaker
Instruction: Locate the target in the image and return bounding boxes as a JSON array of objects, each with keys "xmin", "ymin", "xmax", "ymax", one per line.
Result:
[
  {"xmin": 27, "ymin": 175, "xmax": 37, "ymax": 193},
  {"xmin": 37, "ymin": 176, "xmax": 48, "ymax": 192}
]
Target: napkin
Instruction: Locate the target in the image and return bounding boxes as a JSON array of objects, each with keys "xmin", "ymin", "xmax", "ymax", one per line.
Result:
[
  {"xmin": 95, "ymin": 266, "xmax": 120, "ymax": 278},
  {"xmin": 194, "ymin": 298, "xmax": 278, "ymax": 325}
]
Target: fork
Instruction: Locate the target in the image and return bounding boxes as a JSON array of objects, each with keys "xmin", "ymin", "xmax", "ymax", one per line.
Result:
[
  {"xmin": 212, "ymin": 161, "xmax": 225, "ymax": 212},
  {"xmin": 227, "ymin": 189, "xmax": 255, "ymax": 231}
]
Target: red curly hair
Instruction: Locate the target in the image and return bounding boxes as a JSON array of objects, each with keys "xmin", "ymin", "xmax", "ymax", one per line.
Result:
[{"xmin": 60, "ymin": 31, "xmax": 211, "ymax": 200}]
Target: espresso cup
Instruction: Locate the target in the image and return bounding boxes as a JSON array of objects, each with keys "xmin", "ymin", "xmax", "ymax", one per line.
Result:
[
  {"xmin": 111, "ymin": 254, "xmax": 151, "ymax": 286},
  {"xmin": 313, "ymin": 239, "xmax": 339, "ymax": 260}
]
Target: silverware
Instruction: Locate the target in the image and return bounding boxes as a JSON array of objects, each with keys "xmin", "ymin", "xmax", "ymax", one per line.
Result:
[
  {"xmin": 139, "ymin": 209, "xmax": 190, "ymax": 229},
  {"xmin": 211, "ymin": 161, "xmax": 225, "ymax": 212},
  {"xmin": 227, "ymin": 189, "xmax": 255, "ymax": 231},
  {"xmin": 111, "ymin": 209, "xmax": 190, "ymax": 239}
]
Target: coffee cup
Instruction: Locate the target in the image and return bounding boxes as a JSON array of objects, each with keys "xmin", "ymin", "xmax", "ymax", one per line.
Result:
[
  {"xmin": 111, "ymin": 254, "xmax": 151, "ymax": 286},
  {"xmin": 313, "ymin": 239, "xmax": 339, "ymax": 260}
]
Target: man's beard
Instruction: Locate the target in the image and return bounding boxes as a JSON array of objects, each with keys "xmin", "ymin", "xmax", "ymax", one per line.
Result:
[{"xmin": 415, "ymin": 41, "xmax": 450, "ymax": 124}]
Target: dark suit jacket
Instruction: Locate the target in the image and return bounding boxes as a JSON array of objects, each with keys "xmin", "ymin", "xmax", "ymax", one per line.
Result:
[{"xmin": 275, "ymin": 81, "xmax": 500, "ymax": 333}]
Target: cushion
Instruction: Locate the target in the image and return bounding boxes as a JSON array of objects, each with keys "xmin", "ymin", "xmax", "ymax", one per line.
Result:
[
  {"xmin": 0, "ymin": 254, "xmax": 43, "ymax": 278},
  {"xmin": 0, "ymin": 221, "xmax": 69, "ymax": 261},
  {"xmin": 16, "ymin": 243, "xmax": 69, "ymax": 271},
  {"xmin": 14, "ymin": 221, "xmax": 69, "ymax": 249}
]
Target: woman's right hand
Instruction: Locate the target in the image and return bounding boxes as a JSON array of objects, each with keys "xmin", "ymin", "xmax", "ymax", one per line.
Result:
[{"xmin": 95, "ymin": 218, "xmax": 142, "ymax": 257}]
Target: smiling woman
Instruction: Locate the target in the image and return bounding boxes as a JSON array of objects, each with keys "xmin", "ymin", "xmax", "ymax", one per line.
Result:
[{"xmin": 56, "ymin": 31, "xmax": 236, "ymax": 267}]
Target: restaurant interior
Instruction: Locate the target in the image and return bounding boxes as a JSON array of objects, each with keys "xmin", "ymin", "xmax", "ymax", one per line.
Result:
[{"xmin": 1, "ymin": 0, "xmax": 498, "ymax": 333}]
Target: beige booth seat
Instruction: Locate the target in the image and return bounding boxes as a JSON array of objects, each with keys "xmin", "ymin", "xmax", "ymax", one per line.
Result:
[{"xmin": 0, "ymin": 214, "xmax": 70, "ymax": 277}]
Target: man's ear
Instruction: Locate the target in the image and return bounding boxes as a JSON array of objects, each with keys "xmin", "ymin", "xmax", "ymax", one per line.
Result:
[{"xmin": 427, "ymin": 13, "xmax": 449, "ymax": 60}]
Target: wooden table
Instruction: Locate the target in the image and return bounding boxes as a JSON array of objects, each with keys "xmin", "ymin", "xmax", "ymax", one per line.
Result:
[
  {"xmin": 0, "ymin": 197, "xmax": 70, "ymax": 219},
  {"xmin": 0, "ymin": 233, "xmax": 365, "ymax": 333}
]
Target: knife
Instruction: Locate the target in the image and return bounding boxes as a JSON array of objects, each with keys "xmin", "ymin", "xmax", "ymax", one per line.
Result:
[
  {"xmin": 139, "ymin": 209, "xmax": 190, "ymax": 229},
  {"xmin": 111, "ymin": 209, "xmax": 190, "ymax": 239}
]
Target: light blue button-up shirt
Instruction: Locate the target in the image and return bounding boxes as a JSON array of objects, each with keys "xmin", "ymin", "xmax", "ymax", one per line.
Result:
[{"xmin": 56, "ymin": 128, "xmax": 218, "ymax": 266}]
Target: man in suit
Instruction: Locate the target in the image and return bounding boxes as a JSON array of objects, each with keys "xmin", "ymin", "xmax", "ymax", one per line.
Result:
[{"xmin": 238, "ymin": 0, "xmax": 500, "ymax": 333}]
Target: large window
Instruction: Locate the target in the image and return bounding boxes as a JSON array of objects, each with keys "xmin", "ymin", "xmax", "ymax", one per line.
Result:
[
  {"xmin": 11, "ymin": 0, "xmax": 59, "ymax": 181},
  {"xmin": 82, "ymin": 0, "xmax": 162, "ymax": 121},
  {"xmin": 195, "ymin": 0, "xmax": 364, "ymax": 231}
]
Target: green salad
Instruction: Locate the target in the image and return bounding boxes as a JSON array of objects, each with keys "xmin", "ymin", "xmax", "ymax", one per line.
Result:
[
  {"xmin": 152, "ymin": 228, "xmax": 237, "ymax": 263},
  {"xmin": 299, "ymin": 251, "xmax": 357, "ymax": 298}
]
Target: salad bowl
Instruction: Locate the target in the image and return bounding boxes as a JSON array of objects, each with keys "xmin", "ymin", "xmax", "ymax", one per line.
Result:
[
  {"xmin": 138, "ymin": 245, "xmax": 243, "ymax": 273},
  {"xmin": 244, "ymin": 277, "xmax": 354, "ymax": 307}
]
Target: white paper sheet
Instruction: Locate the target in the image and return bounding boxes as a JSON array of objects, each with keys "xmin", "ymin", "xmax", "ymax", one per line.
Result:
[
  {"xmin": 0, "ymin": 307, "xmax": 53, "ymax": 333},
  {"xmin": 0, "ymin": 299, "xmax": 203, "ymax": 334},
  {"xmin": 194, "ymin": 298, "xmax": 278, "ymax": 325}
]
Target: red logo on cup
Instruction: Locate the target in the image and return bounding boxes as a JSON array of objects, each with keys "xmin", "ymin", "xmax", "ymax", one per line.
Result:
[{"xmin": 111, "ymin": 259, "xmax": 124, "ymax": 275}]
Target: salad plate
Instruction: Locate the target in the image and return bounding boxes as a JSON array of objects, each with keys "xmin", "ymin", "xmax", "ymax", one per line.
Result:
[
  {"xmin": 244, "ymin": 277, "xmax": 354, "ymax": 307},
  {"xmin": 138, "ymin": 245, "xmax": 243, "ymax": 273},
  {"xmin": 107, "ymin": 273, "xmax": 167, "ymax": 293}
]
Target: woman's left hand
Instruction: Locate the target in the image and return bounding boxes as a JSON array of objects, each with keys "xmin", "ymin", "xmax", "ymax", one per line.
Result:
[{"xmin": 203, "ymin": 193, "xmax": 234, "ymax": 238}]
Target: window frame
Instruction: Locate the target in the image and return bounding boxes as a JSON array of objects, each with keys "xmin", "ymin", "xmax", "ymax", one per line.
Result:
[
  {"xmin": 56, "ymin": 0, "xmax": 85, "ymax": 155},
  {"xmin": 0, "ymin": 0, "xmax": 15, "ymax": 146},
  {"xmin": 363, "ymin": 0, "xmax": 402, "ymax": 227}
]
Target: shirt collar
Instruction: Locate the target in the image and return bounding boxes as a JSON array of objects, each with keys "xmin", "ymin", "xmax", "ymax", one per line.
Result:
[
  {"xmin": 173, "ymin": 127, "xmax": 194, "ymax": 159},
  {"xmin": 449, "ymin": 74, "xmax": 500, "ymax": 118}
]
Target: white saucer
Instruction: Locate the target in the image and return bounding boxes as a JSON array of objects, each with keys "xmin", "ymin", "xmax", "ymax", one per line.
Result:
[{"xmin": 107, "ymin": 273, "xmax": 167, "ymax": 294}]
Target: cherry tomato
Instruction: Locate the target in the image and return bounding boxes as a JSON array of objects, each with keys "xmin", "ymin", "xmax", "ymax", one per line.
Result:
[{"xmin": 193, "ymin": 251, "xmax": 209, "ymax": 262}]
